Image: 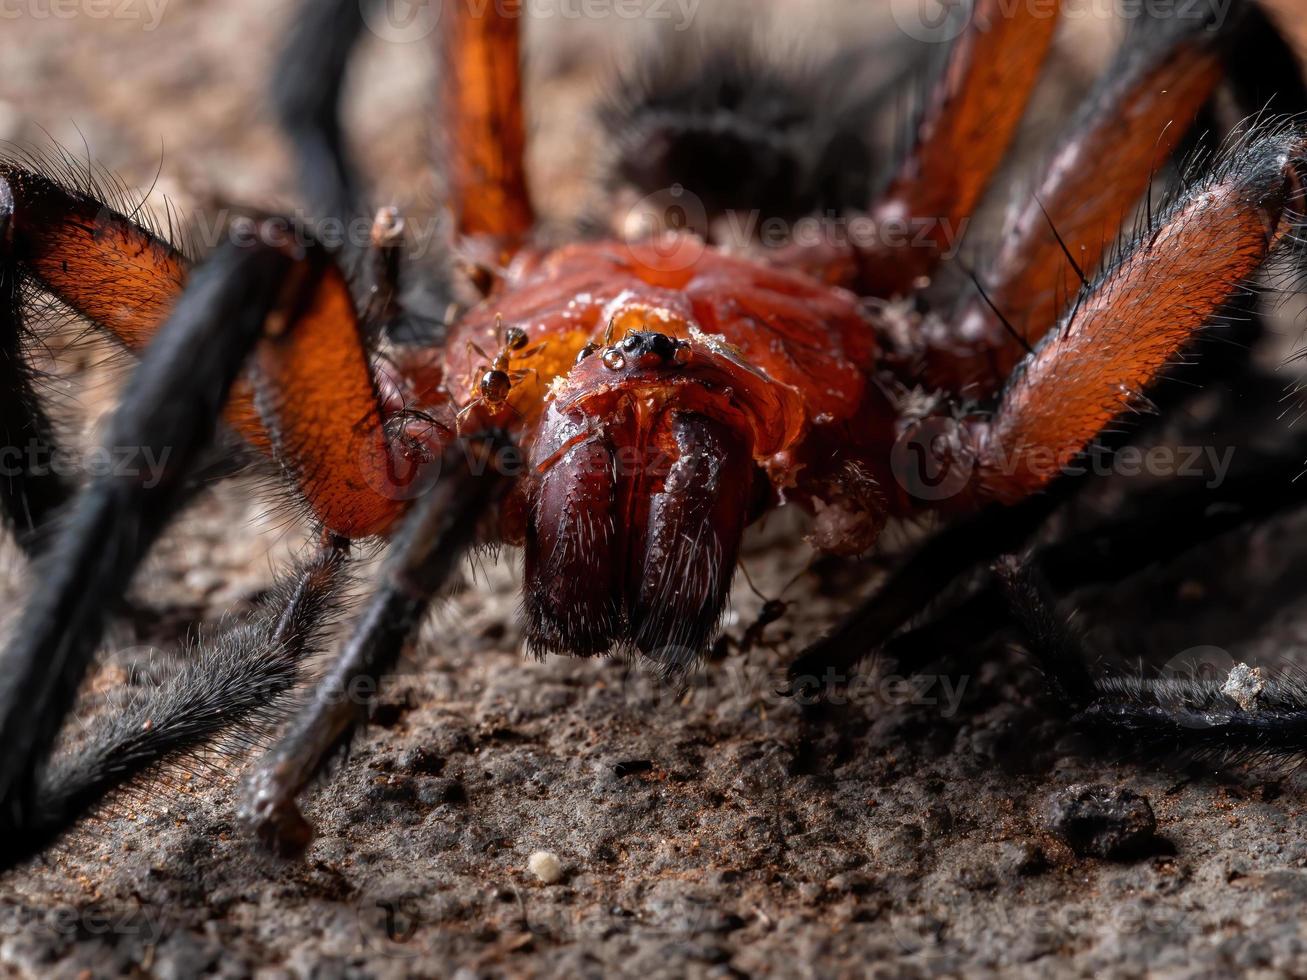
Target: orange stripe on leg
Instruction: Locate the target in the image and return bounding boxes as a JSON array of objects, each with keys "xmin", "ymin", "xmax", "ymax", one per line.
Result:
[
  {"xmin": 253, "ymin": 250, "xmax": 410, "ymax": 538},
  {"xmin": 1, "ymin": 165, "xmax": 188, "ymax": 348},
  {"xmin": 0, "ymin": 164, "xmax": 273, "ymax": 449},
  {"xmin": 927, "ymin": 28, "xmax": 1223, "ymax": 394},
  {"xmin": 857, "ymin": 0, "xmax": 1060, "ymax": 297},
  {"xmin": 439, "ymin": 0, "xmax": 534, "ymax": 240},
  {"xmin": 972, "ymin": 129, "xmax": 1307, "ymax": 505}
]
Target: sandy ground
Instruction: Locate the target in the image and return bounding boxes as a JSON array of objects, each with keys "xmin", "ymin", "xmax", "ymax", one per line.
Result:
[{"xmin": 3, "ymin": 1, "xmax": 1307, "ymax": 977}]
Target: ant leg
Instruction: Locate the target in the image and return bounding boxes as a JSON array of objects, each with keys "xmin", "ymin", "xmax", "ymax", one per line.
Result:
[
  {"xmin": 0, "ymin": 231, "xmax": 418, "ymax": 831},
  {"xmin": 0, "ymin": 543, "xmax": 349, "ymax": 870},
  {"xmin": 923, "ymin": 2, "xmax": 1301, "ymax": 396},
  {"xmin": 438, "ymin": 0, "xmax": 534, "ymax": 240},
  {"xmin": 854, "ymin": 0, "xmax": 1060, "ymax": 297},
  {"xmin": 242, "ymin": 434, "xmax": 516, "ymax": 858},
  {"xmin": 789, "ymin": 127, "xmax": 1307, "ymax": 690}
]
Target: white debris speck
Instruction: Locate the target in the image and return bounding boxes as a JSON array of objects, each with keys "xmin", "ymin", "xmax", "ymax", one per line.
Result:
[
  {"xmin": 1221, "ymin": 663, "xmax": 1265, "ymax": 712},
  {"xmin": 527, "ymin": 851, "xmax": 563, "ymax": 885}
]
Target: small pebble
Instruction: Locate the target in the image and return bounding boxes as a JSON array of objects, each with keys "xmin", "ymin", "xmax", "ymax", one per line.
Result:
[
  {"xmin": 1221, "ymin": 663, "xmax": 1265, "ymax": 712},
  {"xmin": 528, "ymin": 850, "xmax": 563, "ymax": 884},
  {"xmin": 1045, "ymin": 784, "xmax": 1157, "ymax": 859}
]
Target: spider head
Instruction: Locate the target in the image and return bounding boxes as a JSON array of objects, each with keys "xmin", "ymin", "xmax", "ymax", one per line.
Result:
[{"xmin": 521, "ymin": 331, "xmax": 803, "ymax": 671}]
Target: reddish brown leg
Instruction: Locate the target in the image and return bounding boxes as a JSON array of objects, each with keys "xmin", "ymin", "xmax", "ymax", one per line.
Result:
[
  {"xmin": 0, "ymin": 230, "xmax": 414, "ymax": 850},
  {"xmin": 789, "ymin": 128, "xmax": 1306, "ymax": 690},
  {"xmin": 250, "ymin": 238, "xmax": 417, "ymax": 537},
  {"xmin": 1, "ymin": 167, "xmax": 419, "ymax": 535},
  {"xmin": 0, "ymin": 164, "xmax": 434, "ymax": 506},
  {"xmin": 854, "ymin": 0, "xmax": 1060, "ymax": 297},
  {"xmin": 0, "ymin": 164, "xmax": 287, "ymax": 448},
  {"xmin": 438, "ymin": 0, "xmax": 534, "ymax": 242},
  {"xmin": 921, "ymin": 16, "xmax": 1228, "ymax": 395},
  {"xmin": 1, "ymin": 165, "xmax": 188, "ymax": 347},
  {"xmin": 969, "ymin": 128, "xmax": 1306, "ymax": 505}
]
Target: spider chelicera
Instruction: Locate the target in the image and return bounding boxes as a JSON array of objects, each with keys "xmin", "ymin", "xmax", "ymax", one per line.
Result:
[{"xmin": 0, "ymin": 0, "xmax": 1303, "ymax": 866}]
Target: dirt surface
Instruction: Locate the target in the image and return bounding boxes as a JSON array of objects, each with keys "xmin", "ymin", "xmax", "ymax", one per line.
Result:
[{"xmin": 4, "ymin": 2, "xmax": 1307, "ymax": 978}]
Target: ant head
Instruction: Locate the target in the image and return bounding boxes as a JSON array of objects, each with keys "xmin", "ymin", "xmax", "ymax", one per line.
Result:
[{"xmin": 479, "ymin": 369, "xmax": 512, "ymax": 403}]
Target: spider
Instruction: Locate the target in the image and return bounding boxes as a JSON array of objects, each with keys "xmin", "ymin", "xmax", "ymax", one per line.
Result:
[{"xmin": 0, "ymin": 0, "xmax": 1303, "ymax": 868}]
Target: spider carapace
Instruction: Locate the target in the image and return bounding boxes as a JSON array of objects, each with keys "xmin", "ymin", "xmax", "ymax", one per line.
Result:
[
  {"xmin": 426, "ymin": 236, "xmax": 893, "ymax": 666},
  {"xmin": 1, "ymin": 0, "xmax": 1305, "ymax": 865}
]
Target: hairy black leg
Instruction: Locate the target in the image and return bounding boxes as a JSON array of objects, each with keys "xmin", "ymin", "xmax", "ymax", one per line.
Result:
[
  {"xmin": 996, "ymin": 558, "xmax": 1307, "ymax": 764},
  {"xmin": 272, "ymin": 0, "xmax": 454, "ymax": 345},
  {"xmin": 0, "ymin": 239, "xmax": 297, "ymax": 829},
  {"xmin": 1218, "ymin": 2, "xmax": 1307, "ymax": 121},
  {"xmin": 241, "ymin": 433, "xmax": 516, "ymax": 858},
  {"xmin": 0, "ymin": 543, "xmax": 348, "ymax": 870},
  {"xmin": 272, "ymin": 0, "xmax": 371, "ymax": 227},
  {"xmin": 886, "ymin": 438, "xmax": 1307, "ymax": 671},
  {"xmin": 786, "ymin": 492, "xmax": 1065, "ymax": 694},
  {"xmin": 0, "ymin": 183, "xmax": 73, "ymax": 552}
]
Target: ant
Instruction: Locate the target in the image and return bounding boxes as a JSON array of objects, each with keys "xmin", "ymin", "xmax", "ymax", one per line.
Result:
[{"xmin": 457, "ymin": 314, "xmax": 544, "ymax": 429}]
